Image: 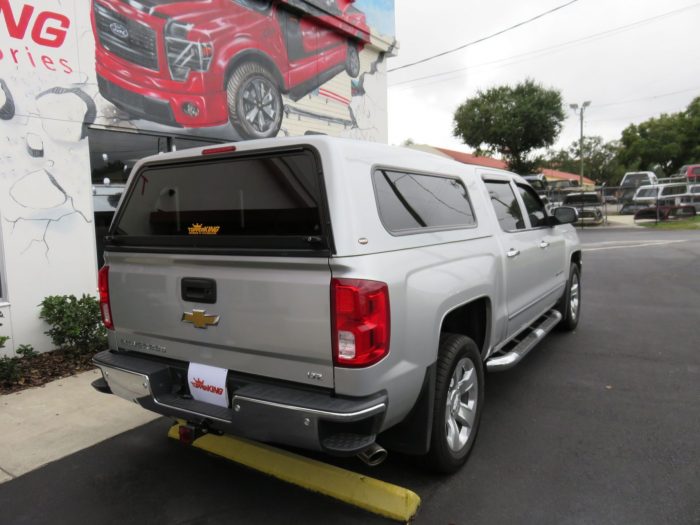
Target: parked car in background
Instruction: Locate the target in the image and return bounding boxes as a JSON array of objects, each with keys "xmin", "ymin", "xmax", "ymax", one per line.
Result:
[
  {"xmin": 618, "ymin": 171, "xmax": 659, "ymax": 212},
  {"xmin": 563, "ymin": 192, "xmax": 604, "ymax": 225},
  {"xmin": 630, "ymin": 184, "xmax": 659, "ymax": 210},
  {"xmin": 625, "ymin": 182, "xmax": 690, "ymax": 215},
  {"xmin": 601, "ymin": 187, "xmax": 618, "ymax": 204},
  {"xmin": 683, "ymin": 184, "xmax": 700, "ymax": 212},
  {"xmin": 678, "ymin": 164, "xmax": 700, "ymax": 183},
  {"xmin": 522, "ymin": 174, "xmax": 551, "ymax": 210},
  {"xmin": 548, "ymin": 179, "xmax": 579, "ymax": 207}
]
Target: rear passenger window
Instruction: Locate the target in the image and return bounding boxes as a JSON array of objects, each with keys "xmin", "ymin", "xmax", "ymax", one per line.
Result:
[
  {"xmin": 373, "ymin": 170, "xmax": 476, "ymax": 233},
  {"xmin": 485, "ymin": 181, "xmax": 525, "ymax": 231}
]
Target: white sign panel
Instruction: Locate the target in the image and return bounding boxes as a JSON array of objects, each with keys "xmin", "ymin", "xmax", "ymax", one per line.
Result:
[{"xmin": 187, "ymin": 362, "xmax": 229, "ymax": 408}]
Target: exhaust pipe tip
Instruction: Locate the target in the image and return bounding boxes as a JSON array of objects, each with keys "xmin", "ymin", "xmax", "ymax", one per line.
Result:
[{"xmin": 357, "ymin": 442, "xmax": 388, "ymax": 467}]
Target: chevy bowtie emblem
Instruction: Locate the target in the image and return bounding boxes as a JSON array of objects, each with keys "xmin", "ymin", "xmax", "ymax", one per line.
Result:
[{"xmin": 182, "ymin": 309, "xmax": 220, "ymax": 329}]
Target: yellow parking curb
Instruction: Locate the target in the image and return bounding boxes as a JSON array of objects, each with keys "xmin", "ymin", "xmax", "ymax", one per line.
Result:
[{"xmin": 168, "ymin": 422, "xmax": 420, "ymax": 522}]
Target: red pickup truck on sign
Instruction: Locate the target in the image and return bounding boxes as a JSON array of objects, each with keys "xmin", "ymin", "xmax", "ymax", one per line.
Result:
[{"xmin": 91, "ymin": 0, "xmax": 370, "ymax": 139}]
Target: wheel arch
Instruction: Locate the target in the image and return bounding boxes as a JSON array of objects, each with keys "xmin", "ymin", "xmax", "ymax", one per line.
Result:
[
  {"xmin": 223, "ymin": 49, "xmax": 285, "ymax": 92},
  {"xmin": 571, "ymin": 249, "xmax": 582, "ymax": 272},
  {"xmin": 379, "ymin": 297, "xmax": 491, "ymax": 456},
  {"xmin": 439, "ymin": 296, "xmax": 492, "ymax": 358}
]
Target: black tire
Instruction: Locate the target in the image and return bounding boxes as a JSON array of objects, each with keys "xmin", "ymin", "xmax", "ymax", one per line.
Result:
[
  {"xmin": 226, "ymin": 62, "xmax": 283, "ymax": 140},
  {"xmin": 345, "ymin": 44, "xmax": 360, "ymax": 78},
  {"xmin": 556, "ymin": 262, "xmax": 581, "ymax": 331},
  {"xmin": 423, "ymin": 333, "xmax": 484, "ymax": 474}
]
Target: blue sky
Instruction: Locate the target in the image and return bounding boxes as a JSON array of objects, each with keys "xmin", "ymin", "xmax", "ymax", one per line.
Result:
[{"xmin": 355, "ymin": 0, "xmax": 395, "ymax": 37}]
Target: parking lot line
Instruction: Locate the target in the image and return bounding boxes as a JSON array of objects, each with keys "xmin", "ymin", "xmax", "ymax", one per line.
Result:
[
  {"xmin": 167, "ymin": 422, "xmax": 421, "ymax": 522},
  {"xmin": 582, "ymin": 239, "xmax": 689, "ymax": 252}
]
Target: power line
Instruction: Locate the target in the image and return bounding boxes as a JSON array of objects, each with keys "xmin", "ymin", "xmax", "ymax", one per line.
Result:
[
  {"xmin": 593, "ymin": 87, "xmax": 700, "ymax": 108},
  {"xmin": 387, "ymin": 0, "xmax": 580, "ymax": 73},
  {"xmin": 388, "ymin": 2, "xmax": 700, "ymax": 89}
]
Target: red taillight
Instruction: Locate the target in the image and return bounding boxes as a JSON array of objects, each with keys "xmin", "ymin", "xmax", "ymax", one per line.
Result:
[
  {"xmin": 331, "ymin": 278, "xmax": 390, "ymax": 368},
  {"xmin": 98, "ymin": 266, "xmax": 114, "ymax": 330},
  {"xmin": 202, "ymin": 145, "xmax": 236, "ymax": 155}
]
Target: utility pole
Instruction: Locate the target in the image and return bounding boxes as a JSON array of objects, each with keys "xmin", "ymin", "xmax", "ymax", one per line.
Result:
[{"xmin": 569, "ymin": 101, "xmax": 591, "ymax": 189}]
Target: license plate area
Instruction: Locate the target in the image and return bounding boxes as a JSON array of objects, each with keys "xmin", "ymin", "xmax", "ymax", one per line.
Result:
[{"xmin": 187, "ymin": 362, "xmax": 230, "ymax": 408}]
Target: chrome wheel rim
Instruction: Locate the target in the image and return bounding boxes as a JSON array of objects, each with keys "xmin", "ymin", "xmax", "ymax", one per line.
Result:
[
  {"xmin": 240, "ymin": 77, "xmax": 279, "ymax": 134},
  {"xmin": 445, "ymin": 357, "xmax": 478, "ymax": 452},
  {"xmin": 570, "ymin": 273, "xmax": 580, "ymax": 322}
]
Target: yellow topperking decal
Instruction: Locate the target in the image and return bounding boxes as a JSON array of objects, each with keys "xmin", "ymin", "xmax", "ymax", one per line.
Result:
[{"xmin": 188, "ymin": 223, "xmax": 221, "ymax": 235}]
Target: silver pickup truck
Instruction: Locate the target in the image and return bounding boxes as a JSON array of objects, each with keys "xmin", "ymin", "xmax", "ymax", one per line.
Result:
[{"xmin": 93, "ymin": 136, "xmax": 581, "ymax": 473}]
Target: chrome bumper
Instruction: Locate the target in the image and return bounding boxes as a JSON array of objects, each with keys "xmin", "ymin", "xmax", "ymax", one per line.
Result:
[{"xmin": 93, "ymin": 350, "xmax": 387, "ymax": 455}]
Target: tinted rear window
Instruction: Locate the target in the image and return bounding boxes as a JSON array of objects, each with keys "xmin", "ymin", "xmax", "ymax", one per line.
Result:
[
  {"xmin": 622, "ymin": 174, "xmax": 651, "ymax": 186},
  {"xmin": 636, "ymin": 188, "xmax": 657, "ymax": 198},
  {"xmin": 564, "ymin": 194, "xmax": 601, "ymax": 205},
  {"xmin": 661, "ymin": 185, "xmax": 687, "ymax": 196},
  {"xmin": 373, "ymin": 169, "xmax": 476, "ymax": 233},
  {"xmin": 110, "ymin": 149, "xmax": 328, "ymax": 252}
]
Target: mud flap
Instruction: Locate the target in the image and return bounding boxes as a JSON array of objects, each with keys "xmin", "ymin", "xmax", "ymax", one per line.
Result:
[{"xmin": 380, "ymin": 363, "xmax": 436, "ymax": 455}]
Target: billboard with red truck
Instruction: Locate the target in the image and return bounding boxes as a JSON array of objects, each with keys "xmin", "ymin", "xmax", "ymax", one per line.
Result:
[{"xmin": 91, "ymin": 0, "xmax": 391, "ymax": 139}]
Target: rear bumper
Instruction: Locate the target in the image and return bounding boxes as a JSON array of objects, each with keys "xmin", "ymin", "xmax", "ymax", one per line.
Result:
[{"xmin": 93, "ymin": 350, "xmax": 386, "ymax": 456}]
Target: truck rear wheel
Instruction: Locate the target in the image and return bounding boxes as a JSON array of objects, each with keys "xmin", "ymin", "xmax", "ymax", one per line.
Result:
[
  {"xmin": 226, "ymin": 62, "xmax": 283, "ymax": 140},
  {"xmin": 424, "ymin": 333, "xmax": 484, "ymax": 474}
]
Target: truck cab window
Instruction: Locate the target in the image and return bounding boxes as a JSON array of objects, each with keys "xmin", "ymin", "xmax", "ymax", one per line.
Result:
[
  {"xmin": 485, "ymin": 181, "xmax": 525, "ymax": 231},
  {"xmin": 517, "ymin": 184, "xmax": 547, "ymax": 228}
]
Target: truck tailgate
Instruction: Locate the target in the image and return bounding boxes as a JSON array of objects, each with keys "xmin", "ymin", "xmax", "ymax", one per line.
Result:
[
  {"xmin": 103, "ymin": 146, "xmax": 335, "ymax": 388},
  {"xmin": 108, "ymin": 252, "xmax": 334, "ymax": 388}
]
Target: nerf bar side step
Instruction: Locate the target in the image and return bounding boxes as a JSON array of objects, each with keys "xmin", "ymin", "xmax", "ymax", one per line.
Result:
[{"xmin": 486, "ymin": 309, "xmax": 563, "ymax": 372}]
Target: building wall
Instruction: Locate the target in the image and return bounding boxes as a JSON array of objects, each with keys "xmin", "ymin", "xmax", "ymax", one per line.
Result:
[
  {"xmin": 0, "ymin": 0, "xmax": 395, "ymax": 356},
  {"xmin": 0, "ymin": 3, "xmax": 98, "ymax": 355}
]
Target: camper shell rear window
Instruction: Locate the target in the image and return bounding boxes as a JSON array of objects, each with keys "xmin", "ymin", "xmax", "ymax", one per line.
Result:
[{"xmin": 106, "ymin": 147, "xmax": 331, "ymax": 255}]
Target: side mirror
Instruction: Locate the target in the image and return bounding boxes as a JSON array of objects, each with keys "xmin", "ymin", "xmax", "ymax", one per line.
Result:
[{"xmin": 551, "ymin": 206, "xmax": 578, "ymax": 225}]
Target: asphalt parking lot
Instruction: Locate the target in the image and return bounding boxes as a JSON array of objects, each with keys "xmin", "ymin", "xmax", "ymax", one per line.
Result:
[{"xmin": 1, "ymin": 228, "xmax": 699, "ymax": 524}]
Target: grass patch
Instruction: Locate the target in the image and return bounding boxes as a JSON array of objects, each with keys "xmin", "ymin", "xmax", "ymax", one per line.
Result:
[{"xmin": 639, "ymin": 215, "xmax": 700, "ymax": 230}]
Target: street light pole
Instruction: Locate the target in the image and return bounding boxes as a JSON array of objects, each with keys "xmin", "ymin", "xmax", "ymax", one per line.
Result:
[{"xmin": 569, "ymin": 101, "xmax": 591, "ymax": 189}]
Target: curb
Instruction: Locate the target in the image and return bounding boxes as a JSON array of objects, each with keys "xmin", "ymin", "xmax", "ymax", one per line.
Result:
[{"xmin": 168, "ymin": 421, "xmax": 421, "ymax": 522}]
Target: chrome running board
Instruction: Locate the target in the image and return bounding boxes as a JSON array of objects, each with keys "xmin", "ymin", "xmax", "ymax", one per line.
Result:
[{"xmin": 486, "ymin": 309, "xmax": 563, "ymax": 372}]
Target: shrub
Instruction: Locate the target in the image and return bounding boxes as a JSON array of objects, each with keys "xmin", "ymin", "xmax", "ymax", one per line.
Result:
[
  {"xmin": 39, "ymin": 295, "xmax": 106, "ymax": 354},
  {"xmin": 16, "ymin": 344, "xmax": 37, "ymax": 358},
  {"xmin": 0, "ymin": 356, "xmax": 20, "ymax": 384},
  {"xmin": 0, "ymin": 337, "xmax": 20, "ymax": 384}
]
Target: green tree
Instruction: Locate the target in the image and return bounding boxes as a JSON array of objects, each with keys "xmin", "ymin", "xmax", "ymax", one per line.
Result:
[
  {"xmin": 453, "ymin": 79, "xmax": 565, "ymax": 174},
  {"xmin": 542, "ymin": 136, "xmax": 625, "ymax": 185},
  {"xmin": 617, "ymin": 96, "xmax": 700, "ymax": 176}
]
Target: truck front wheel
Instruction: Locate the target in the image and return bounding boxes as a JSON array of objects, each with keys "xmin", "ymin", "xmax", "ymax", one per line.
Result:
[
  {"xmin": 424, "ymin": 333, "xmax": 484, "ymax": 474},
  {"xmin": 556, "ymin": 262, "xmax": 581, "ymax": 331},
  {"xmin": 226, "ymin": 62, "xmax": 283, "ymax": 140}
]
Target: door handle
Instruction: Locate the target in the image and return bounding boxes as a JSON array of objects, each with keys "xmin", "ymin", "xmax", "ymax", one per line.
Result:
[
  {"xmin": 539, "ymin": 240, "xmax": 550, "ymax": 249},
  {"xmin": 507, "ymin": 248, "xmax": 520, "ymax": 258},
  {"xmin": 181, "ymin": 278, "xmax": 217, "ymax": 304}
]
